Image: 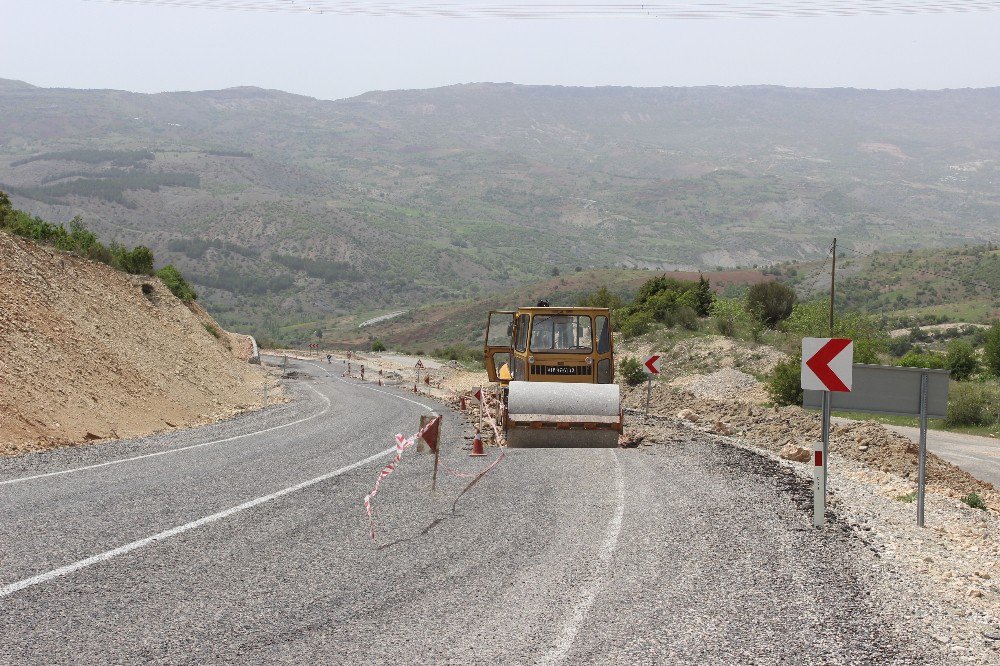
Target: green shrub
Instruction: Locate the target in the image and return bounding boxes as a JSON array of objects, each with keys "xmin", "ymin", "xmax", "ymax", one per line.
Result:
[
  {"xmin": 888, "ymin": 337, "xmax": 913, "ymax": 358},
  {"xmin": 898, "ymin": 350, "xmax": 946, "ymax": 370},
  {"xmin": 895, "ymin": 491, "xmax": 917, "ymax": 503},
  {"xmin": 945, "ymin": 382, "xmax": 1000, "ymax": 427},
  {"xmin": 674, "ymin": 306, "xmax": 699, "ymax": 331},
  {"xmin": 619, "ymin": 311, "xmax": 654, "ymax": 339},
  {"xmin": 371, "ymin": 339, "xmax": 387, "ymax": 352},
  {"xmin": 156, "ymin": 264, "xmax": 197, "ymax": 301},
  {"xmin": 985, "ymin": 322, "xmax": 1000, "ymax": 377},
  {"xmin": 745, "ymin": 281, "xmax": 797, "ymax": 328},
  {"xmin": 710, "ymin": 298, "xmax": 752, "ymax": 337},
  {"xmin": 111, "ymin": 243, "xmax": 154, "ymax": 275},
  {"xmin": 961, "ymin": 492, "xmax": 987, "ymax": 510},
  {"xmin": 946, "ymin": 341, "xmax": 978, "ymax": 381},
  {"xmin": 768, "ymin": 355, "xmax": 803, "ymax": 407},
  {"xmin": 203, "ymin": 323, "xmax": 221, "ymax": 339},
  {"xmin": 618, "ymin": 357, "xmax": 647, "ymax": 386}
]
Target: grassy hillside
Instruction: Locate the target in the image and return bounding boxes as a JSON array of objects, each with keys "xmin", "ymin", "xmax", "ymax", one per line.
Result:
[
  {"xmin": 2, "ymin": 79, "xmax": 999, "ymax": 342},
  {"xmin": 781, "ymin": 243, "xmax": 1000, "ymax": 325},
  {"xmin": 318, "ymin": 268, "xmax": 771, "ymax": 353}
]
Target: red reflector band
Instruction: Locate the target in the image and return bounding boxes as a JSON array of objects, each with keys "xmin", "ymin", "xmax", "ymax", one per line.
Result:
[{"xmin": 815, "ymin": 451, "xmax": 823, "ymax": 467}]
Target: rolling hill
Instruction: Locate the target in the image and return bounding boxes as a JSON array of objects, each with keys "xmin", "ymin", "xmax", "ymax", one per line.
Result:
[{"xmin": 2, "ymin": 78, "xmax": 999, "ymax": 343}]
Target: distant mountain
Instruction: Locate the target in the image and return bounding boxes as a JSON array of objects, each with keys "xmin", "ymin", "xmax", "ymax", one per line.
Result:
[{"xmin": 1, "ymin": 79, "xmax": 998, "ymax": 342}]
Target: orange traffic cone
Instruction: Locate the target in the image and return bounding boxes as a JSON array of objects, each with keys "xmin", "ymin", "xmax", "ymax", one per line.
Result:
[{"xmin": 470, "ymin": 432, "xmax": 486, "ymax": 457}]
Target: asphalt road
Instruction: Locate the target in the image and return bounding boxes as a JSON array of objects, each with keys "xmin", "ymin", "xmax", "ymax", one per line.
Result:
[
  {"xmin": 0, "ymin": 358, "xmax": 942, "ymax": 664},
  {"xmin": 887, "ymin": 425, "xmax": 1000, "ymax": 488}
]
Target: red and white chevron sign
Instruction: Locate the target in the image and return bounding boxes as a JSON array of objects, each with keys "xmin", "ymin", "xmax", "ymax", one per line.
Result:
[
  {"xmin": 801, "ymin": 338, "xmax": 853, "ymax": 392},
  {"xmin": 472, "ymin": 387, "xmax": 483, "ymax": 404},
  {"xmin": 643, "ymin": 354, "xmax": 661, "ymax": 375}
]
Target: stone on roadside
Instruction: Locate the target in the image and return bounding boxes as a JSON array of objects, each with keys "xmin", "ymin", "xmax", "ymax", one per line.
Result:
[
  {"xmin": 779, "ymin": 443, "xmax": 811, "ymax": 463},
  {"xmin": 712, "ymin": 420, "xmax": 734, "ymax": 436},
  {"xmin": 677, "ymin": 408, "xmax": 699, "ymax": 422}
]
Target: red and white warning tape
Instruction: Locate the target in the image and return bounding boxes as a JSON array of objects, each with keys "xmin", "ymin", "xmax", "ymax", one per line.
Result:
[{"xmin": 363, "ymin": 432, "xmax": 417, "ymax": 542}]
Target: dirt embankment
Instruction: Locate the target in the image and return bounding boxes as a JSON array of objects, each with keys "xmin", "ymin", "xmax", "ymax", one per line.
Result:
[{"xmin": 0, "ymin": 232, "xmax": 267, "ymax": 454}]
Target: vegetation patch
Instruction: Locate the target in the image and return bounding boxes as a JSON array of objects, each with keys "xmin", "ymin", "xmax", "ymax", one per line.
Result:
[
  {"xmin": 156, "ymin": 265, "xmax": 197, "ymax": 302},
  {"xmin": 3, "ymin": 171, "xmax": 200, "ymax": 208},
  {"xmin": 0, "ymin": 191, "xmax": 157, "ymax": 277},
  {"xmin": 11, "ymin": 149, "xmax": 154, "ymax": 167}
]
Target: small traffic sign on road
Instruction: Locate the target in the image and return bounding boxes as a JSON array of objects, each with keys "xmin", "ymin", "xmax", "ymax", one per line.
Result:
[
  {"xmin": 801, "ymin": 338, "xmax": 853, "ymax": 392},
  {"xmin": 643, "ymin": 354, "xmax": 662, "ymax": 375},
  {"xmin": 473, "ymin": 387, "xmax": 483, "ymax": 404}
]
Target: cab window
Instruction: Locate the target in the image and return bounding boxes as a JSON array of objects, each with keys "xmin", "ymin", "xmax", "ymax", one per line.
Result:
[
  {"xmin": 595, "ymin": 315, "xmax": 611, "ymax": 354},
  {"xmin": 529, "ymin": 315, "xmax": 592, "ymax": 353},
  {"xmin": 514, "ymin": 314, "xmax": 529, "ymax": 352},
  {"xmin": 486, "ymin": 312, "xmax": 514, "ymax": 346}
]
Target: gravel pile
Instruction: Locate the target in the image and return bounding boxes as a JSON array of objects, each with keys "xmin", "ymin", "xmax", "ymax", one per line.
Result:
[{"xmin": 671, "ymin": 368, "xmax": 769, "ymax": 403}]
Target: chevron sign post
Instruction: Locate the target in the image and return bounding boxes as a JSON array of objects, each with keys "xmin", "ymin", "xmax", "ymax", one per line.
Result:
[
  {"xmin": 802, "ymin": 338, "xmax": 853, "ymax": 527},
  {"xmin": 801, "ymin": 338, "xmax": 853, "ymax": 392},
  {"xmin": 642, "ymin": 354, "xmax": 662, "ymax": 424}
]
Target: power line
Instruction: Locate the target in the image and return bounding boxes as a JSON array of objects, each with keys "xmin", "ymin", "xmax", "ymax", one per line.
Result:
[{"xmin": 87, "ymin": 0, "xmax": 1000, "ymax": 20}]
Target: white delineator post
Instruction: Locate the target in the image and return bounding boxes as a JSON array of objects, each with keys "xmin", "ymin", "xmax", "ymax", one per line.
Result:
[{"xmin": 813, "ymin": 440, "xmax": 825, "ymax": 527}]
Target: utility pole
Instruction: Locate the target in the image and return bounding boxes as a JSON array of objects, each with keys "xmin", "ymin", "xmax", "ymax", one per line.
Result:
[{"xmin": 829, "ymin": 238, "xmax": 837, "ymax": 336}]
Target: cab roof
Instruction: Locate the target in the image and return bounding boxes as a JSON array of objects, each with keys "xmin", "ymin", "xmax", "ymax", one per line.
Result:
[{"xmin": 515, "ymin": 306, "xmax": 611, "ymax": 315}]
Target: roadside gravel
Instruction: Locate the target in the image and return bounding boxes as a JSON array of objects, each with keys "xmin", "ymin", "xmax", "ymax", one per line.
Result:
[{"xmin": 631, "ymin": 411, "xmax": 1000, "ymax": 664}]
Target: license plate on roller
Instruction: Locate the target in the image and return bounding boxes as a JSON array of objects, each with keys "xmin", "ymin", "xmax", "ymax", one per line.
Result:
[{"xmin": 534, "ymin": 365, "xmax": 587, "ymax": 375}]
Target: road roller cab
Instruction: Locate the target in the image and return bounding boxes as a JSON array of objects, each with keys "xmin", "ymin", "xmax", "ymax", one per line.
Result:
[{"xmin": 484, "ymin": 305, "xmax": 622, "ymax": 448}]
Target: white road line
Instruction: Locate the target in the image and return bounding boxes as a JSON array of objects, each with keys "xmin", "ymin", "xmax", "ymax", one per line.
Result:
[
  {"xmin": 337, "ymin": 377, "xmax": 436, "ymax": 412},
  {"xmin": 0, "ymin": 447, "xmax": 395, "ymax": 599},
  {"xmin": 0, "ymin": 385, "xmax": 332, "ymax": 488},
  {"xmin": 538, "ymin": 451, "xmax": 626, "ymax": 665}
]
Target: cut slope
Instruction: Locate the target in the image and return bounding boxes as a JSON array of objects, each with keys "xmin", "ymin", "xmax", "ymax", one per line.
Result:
[{"xmin": 0, "ymin": 232, "xmax": 266, "ymax": 454}]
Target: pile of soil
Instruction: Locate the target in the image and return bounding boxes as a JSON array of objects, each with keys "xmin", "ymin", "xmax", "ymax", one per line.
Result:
[
  {"xmin": 623, "ymin": 382, "xmax": 999, "ymax": 510},
  {"xmin": 0, "ymin": 233, "xmax": 266, "ymax": 454}
]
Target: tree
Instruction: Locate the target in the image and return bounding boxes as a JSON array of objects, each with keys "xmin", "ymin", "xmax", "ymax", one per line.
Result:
[
  {"xmin": 946, "ymin": 340, "xmax": 978, "ymax": 380},
  {"xmin": 551, "ymin": 266, "xmax": 560, "ymax": 277},
  {"xmin": 694, "ymin": 274, "xmax": 715, "ymax": 316},
  {"xmin": 783, "ymin": 301, "xmax": 888, "ymax": 364},
  {"xmin": 985, "ymin": 321, "xmax": 1000, "ymax": 377},
  {"xmin": 745, "ymin": 281, "xmax": 797, "ymax": 328},
  {"xmin": 578, "ymin": 286, "xmax": 621, "ymax": 310}
]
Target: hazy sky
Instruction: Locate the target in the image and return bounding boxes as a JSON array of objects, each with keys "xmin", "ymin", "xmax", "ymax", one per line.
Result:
[{"xmin": 5, "ymin": 1, "xmax": 1000, "ymax": 100}]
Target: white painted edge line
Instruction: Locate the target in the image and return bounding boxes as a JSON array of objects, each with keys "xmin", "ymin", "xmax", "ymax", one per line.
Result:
[
  {"xmin": 0, "ymin": 384, "xmax": 332, "ymax": 488},
  {"xmin": 0, "ymin": 446, "xmax": 395, "ymax": 599},
  {"xmin": 337, "ymin": 377, "xmax": 436, "ymax": 413},
  {"xmin": 537, "ymin": 451, "xmax": 625, "ymax": 666}
]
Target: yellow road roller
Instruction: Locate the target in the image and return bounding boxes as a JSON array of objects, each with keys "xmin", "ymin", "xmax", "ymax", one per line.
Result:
[{"xmin": 483, "ymin": 303, "xmax": 622, "ymax": 448}]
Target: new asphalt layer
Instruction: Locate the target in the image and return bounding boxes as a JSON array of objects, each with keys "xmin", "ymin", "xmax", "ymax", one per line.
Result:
[{"xmin": 0, "ymin": 358, "xmax": 943, "ymax": 664}]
